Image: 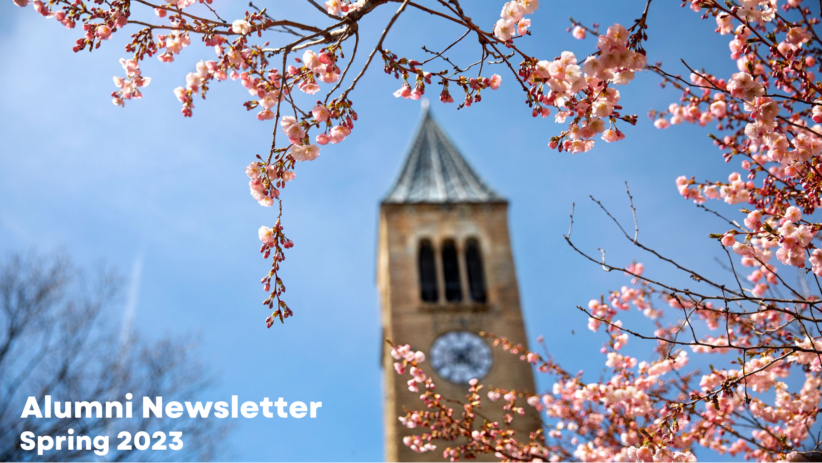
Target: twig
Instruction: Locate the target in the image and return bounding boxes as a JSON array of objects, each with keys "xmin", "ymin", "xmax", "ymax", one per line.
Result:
[
  {"xmin": 340, "ymin": 0, "xmax": 410, "ymax": 100},
  {"xmin": 625, "ymin": 182, "xmax": 638, "ymax": 242}
]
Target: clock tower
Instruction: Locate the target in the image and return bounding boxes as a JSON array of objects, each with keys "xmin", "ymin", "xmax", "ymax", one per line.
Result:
[{"xmin": 378, "ymin": 106, "xmax": 537, "ymax": 461}]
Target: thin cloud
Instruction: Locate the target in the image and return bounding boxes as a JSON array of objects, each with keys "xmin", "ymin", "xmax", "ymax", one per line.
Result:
[{"xmin": 119, "ymin": 252, "xmax": 144, "ymax": 346}]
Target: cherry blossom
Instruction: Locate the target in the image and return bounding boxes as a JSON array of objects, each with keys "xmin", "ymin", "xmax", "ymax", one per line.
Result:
[{"xmin": 231, "ymin": 19, "xmax": 251, "ymax": 35}]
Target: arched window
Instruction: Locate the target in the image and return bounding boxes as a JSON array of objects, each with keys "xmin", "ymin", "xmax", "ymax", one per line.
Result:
[
  {"xmin": 418, "ymin": 239, "xmax": 438, "ymax": 303},
  {"xmin": 441, "ymin": 239, "xmax": 463, "ymax": 302},
  {"xmin": 465, "ymin": 238, "xmax": 487, "ymax": 303}
]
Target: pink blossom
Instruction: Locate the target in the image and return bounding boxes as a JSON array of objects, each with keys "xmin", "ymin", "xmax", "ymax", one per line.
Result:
[
  {"xmin": 32, "ymin": 0, "xmax": 51, "ymax": 16},
  {"xmin": 494, "ymin": 19, "xmax": 516, "ymax": 41},
  {"xmin": 601, "ymin": 129, "xmax": 621, "ymax": 142},
  {"xmin": 96, "ymin": 25, "xmax": 112, "ymax": 40},
  {"xmin": 232, "ymin": 19, "xmax": 252, "ymax": 35},
  {"xmin": 393, "ymin": 84, "xmax": 412, "ymax": 99},
  {"xmin": 517, "ymin": 18, "xmax": 531, "ymax": 35},
  {"xmin": 173, "ymin": 86, "xmax": 187, "ymax": 103},
  {"xmin": 572, "ymin": 26, "xmax": 586, "ymax": 40},
  {"xmin": 299, "ymin": 80, "xmax": 320, "ymax": 95},
  {"xmin": 258, "ymin": 226, "xmax": 276, "ymax": 247},
  {"xmin": 811, "ymin": 250, "xmax": 822, "ymax": 276},
  {"xmin": 257, "ymin": 109, "xmax": 275, "ymax": 121},
  {"xmin": 393, "ymin": 362, "xmax": 405, "ymax": 375},
  {"xmin": 716, "ymin": 13, "xmax": 733, "ymax": 34},
  {"xmin": 194, "ymin": 60, "xmax": 210, "ymax": 77},
  {"xmin": 776, "ymin": 246, "xmax": 806, "ymax": 267},
  {"xmin": 302, "ymin": 50, "xmax": 320, "ymax": 70},
  {"xmin": 786, "ymin": 27, "xmax": 811, "ymax": 45},
  {"xmin": 654, "ymin": 118, "xmax": 670, "ymax": 129},
  {"xmin": 636, "ymin": 446, "xmax": 653, "ymax": 461},
  {"xmin": 318, "ymin": 67, "xmax": 340, "ymax": 84},
  {"xmin": 290, "ymin": 144, "xmax": 320, "ymax": 162},
  {"xmin": 710, "ymin": 99, "xmax": 727, "ymax": 118},
  {"xmin": 259, "ymin": 92, "xmax": 279, "ymax": 110},
  {"xmin": 605, "ymin": 23, "xmax": 629, "ymax": 46},
  {"xmin": 489, "ymin": 74, "xmax": 502, "ymax": 90},
  {"xmin": 752, "ymin": 282, "xmax": 768, "ymax": 297},
  {"xmin": 324, "ymin": 0, "xmax": 341, "ymax": 15},
  {"xmin": 185, "ymin": 72, "xmax": 202, "ymax": 91},
  {"xmin": 245, "ymin": 162, "xmax": 260, "ymax": 178},
  {"xmin": 518, "ymin": 0, "xmax": 539, "ymax": 14},
  {"xmin": 500, "ymin": 1, "xmax": 524, "ymax": 23},
  {"xmin": 785, "ymin": 206, "xmax": 802, "ymax": 223},
  {"xmin": 120, "ymin": 58, "xmax": 140, "ymax": 76},
  {"xmin": 727, "ymin": 72, "xmax": 764, "ymax": 100},
  {"xmin": 280, "ymin": 116, "xmax": 305, "ymax": 143},
  {"xmin": 318, "ymin": 51, "xmax": 334, "ymax": 65},
  {"xmin": 744, "ymin": 210, "xmax": 762, "ymax": 230},
  {"xmin": 329, "ymin": 125, "xmax": 351, "ymax": 143}
]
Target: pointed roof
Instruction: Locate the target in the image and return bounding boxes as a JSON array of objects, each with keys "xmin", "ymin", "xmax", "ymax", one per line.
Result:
[{"xmin": 383, "ymin": 106, "xmax": 504, "ymax": 204}]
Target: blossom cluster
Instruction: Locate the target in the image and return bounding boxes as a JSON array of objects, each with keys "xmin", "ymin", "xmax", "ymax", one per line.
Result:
[
  {"xmin": 395, "ymin": 259, "xmax": 820, "ymax": 461},
  {"xmin": 655, "ymin": 0, "xmax": 822, "ymax": 301},
  {"xmin": 323, "ymin": 0, "xmax": 366, "ymax": 16},
  {"xmin": 11, "ymin": 0, "xmax": 658, "ymax": 326},
  {"xmin": 257, "ymin": 217, "xmax": 294, "ymax": 328},
  {"xmin": 381, "ymin": 47, "xmax": 504, "ymax": 107},
  {"xmin": 112, "ymin": 58, "xmax": 151, "ymax": 106},
  {"xmin": 492, "ymin": 0, "xmax": 538, "ymax": 42},
  {"xmin": 522, "ymin": 23, "xmax": 646, "ymax": 153}
]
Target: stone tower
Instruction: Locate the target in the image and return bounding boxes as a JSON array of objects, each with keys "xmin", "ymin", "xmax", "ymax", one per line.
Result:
[{"xmin": 378, "ymin": 106, "xmax": 537, "ymax": 461}]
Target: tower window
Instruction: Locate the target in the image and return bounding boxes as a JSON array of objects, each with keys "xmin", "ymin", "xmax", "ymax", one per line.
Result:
[
  {"xmin": 465, "ymin": 238, "xmax": 487, "ymax": 303},
  {"xmin": 441, "ymin": 239, "xmax": 463, "ymax": 302},
  {"xmin": 418, "ymin": 239, "xmax": 439, "ymax": 303}
]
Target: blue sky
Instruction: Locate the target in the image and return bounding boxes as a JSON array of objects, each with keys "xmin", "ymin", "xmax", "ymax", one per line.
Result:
[{"xmin": 0, "ymin": 0, "xmax": 771, "ymax": 460}]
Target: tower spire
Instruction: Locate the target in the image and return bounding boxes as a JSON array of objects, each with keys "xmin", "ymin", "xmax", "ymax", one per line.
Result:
[
  {"xmin": 383, "ymin": 109, "xmax": 503, "ymax": 204},
  {"xmin": 378, "ymin": 109, "xmax": 535, "ymax": 462}
]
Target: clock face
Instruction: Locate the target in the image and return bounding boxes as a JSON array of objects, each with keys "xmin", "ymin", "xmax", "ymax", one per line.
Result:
[{"xmin": 429, "ymin": 331, "xmax": 493, "ymax": 384}]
